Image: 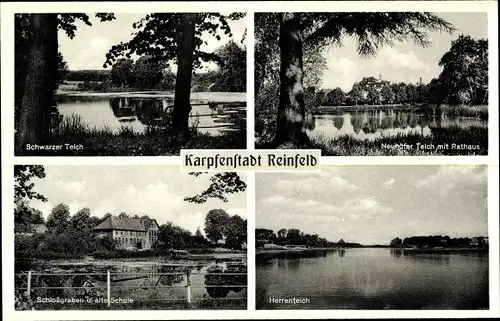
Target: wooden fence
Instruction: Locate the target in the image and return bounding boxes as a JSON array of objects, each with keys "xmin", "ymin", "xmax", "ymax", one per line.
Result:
[{"xmin": 16, "ymin": 268, "xmax": 247, "ymax": 307}]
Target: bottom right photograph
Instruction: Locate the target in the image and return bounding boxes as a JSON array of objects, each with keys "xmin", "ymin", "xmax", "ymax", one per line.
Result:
[{"xmin": 255, "ymin": 165, "xmax": 489, "ymax": 310}]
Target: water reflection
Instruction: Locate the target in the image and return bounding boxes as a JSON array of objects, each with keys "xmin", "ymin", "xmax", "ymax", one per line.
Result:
[
  {"xmin": 256, "ymin": 248, "xmax": 488, "ymax": 309},
  {"xmin": 204, "ymin": 263, "xmax": 247, "ymax": 298},
  {"xmin": 308, "ymin": 110, "xmax": 487, "ymax": 141},
  {"xmin": 57, "ymin": 94, "xmax": 246, "ymax": 136},
  {"xmin": 15, "ymin": 260, "xmax": 248, "ymax": 304}
]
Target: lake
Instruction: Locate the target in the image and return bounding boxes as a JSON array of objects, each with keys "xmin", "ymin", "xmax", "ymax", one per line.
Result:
[
  {"xmin": 307, "ymin": 109, "xmax": 487, "ymax": 141},
  {"xmin": 256, "ymin": 248, "xmax": 488, "ymax": 309},
  {"xmin": 56, "ymin": 92, "xmax": 246, "ymax": 136},
  {"xmin": 15, "ymin": 255, "xmax": 247, "ymax": 309}
]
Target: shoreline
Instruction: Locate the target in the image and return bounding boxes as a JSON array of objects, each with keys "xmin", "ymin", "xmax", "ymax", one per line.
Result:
[{"xmin": 256, "ymin": 247, "xmax": 488, "ymax": 255}]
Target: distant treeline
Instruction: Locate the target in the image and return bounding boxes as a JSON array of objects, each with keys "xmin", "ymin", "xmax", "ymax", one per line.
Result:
[
  {"xmin": 255, "ymin": 228, "xmax": 361, "ymax": 248},
  {"xmin": 65, "ymin": 70, "xmax": 110, "ymax": 82},
  {"xmin": 390, "ymin": 235, "xmax": 488, "ymax": 248},
  {"xmin": 62, "ymin": 41, "xmax": 246, "ymax": 93},
  {"xmin": 15, "ymin": 203, "xmax": 246, "ymax": 260}
]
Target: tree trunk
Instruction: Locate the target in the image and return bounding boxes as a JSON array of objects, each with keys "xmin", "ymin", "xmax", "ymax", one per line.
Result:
[
  {"xmin": 171, "ymin": 13, "xmax": 196, "ymax": 139},
  {"xmin": 274, "ymin": 13, "xmax": 309, "ymax": 146},
  {"xmin": 16, "ymin": 14, "xmax": 58, "ymax": 155}
]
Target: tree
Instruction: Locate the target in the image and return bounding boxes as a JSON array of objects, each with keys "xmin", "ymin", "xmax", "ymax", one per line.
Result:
[
  {"xmin": 391, "ymin": 82, "xmax": 408, "ymax": 104},
  {"xmin": 264, "ymin": 12, "xmax": 455, "ymax": 146},
  {"xmin": 381, "ymin": 84, "xmax": 395, "ymax": 104},
  {"xmin": 204, "ymin": 209, "xmax": 232, "ymax": 244},
  {"xmin": 192, "ymin": 227, "xmax": 209, "ymax": 248},
  {"xmin": 157, "ymin": 222, "xmax": 192, "ymax": 249},
  {"xmin": 390, "ymin": 237, "xmax": 403, "ymax": 247},
  {"xmin": 70, "ymin": 207, "xmax": 93, "ymax": 231},
  {"xmin": 109, "ymin": 58, "xmax": 134, "ymax": 88},
  {"xmin": 437, "ymin": 35, "xmax": 488, "ymax": 105},
  {"xmin": 225, "ymin": 215, "xmax": 247, "ymax": 250},
  {"xmin": 255, "ymin": 228, "xmax": 277, "ymax": 242},
  {"xmin": 118, "ymin": 212, "xmax": 129, "ymax": 219},
  {"xmin": 15, "ymin": 13, "xmax": 115, "ymax": 154},
  {"xmin": 104, "ymin": 13, "xmax": 245, "ymax": 138},
  {"xmin": 277, "ymin": 228, "xmax": 287, "ymax": 240},
  {"xmin": 14, "ymin": 165, "xmax": 47, "ymax": 204},
  {"xmin": 184, "ymin": 172, "xmax": 247, "ymax": 204},
  {"xmin": 46, "ymin": 203, "xmax": 70, "ymax": 234},
  {"xmin": 132, "ymin": 55, "xmax": 166, "ymax": 90},
  {"xmin": 212, "ymin": 41, "xmax": 246, "ymax": 92},
  {"xmin": 326, "ymin": 87, "xmax": 346, "ymax": 106},
  {"xmin": 57, "ymin": 52, "xmax": 69, "ymax": 86}
]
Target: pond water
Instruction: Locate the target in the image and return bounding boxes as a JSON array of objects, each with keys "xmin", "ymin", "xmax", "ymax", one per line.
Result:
[
  {"xmin": 56, "ymin": 92, "xmax": 246, "ymax": 136},
  {"xmin": 256, "ymin": 248, "xmax": 488, "ymax": 309},
  {"xmin": 308, "ymin": 109, "xmax": 487, "ymax": 141},
  {"xmin": 15, "ymin": 256, "xmax": 247, "ymax": 308}
]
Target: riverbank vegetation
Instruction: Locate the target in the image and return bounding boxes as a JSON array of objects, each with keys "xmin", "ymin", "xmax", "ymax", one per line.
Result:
[
  {"xmin": 255, "ymin": 13, "xmax": 488, "ymax": 151},
  {"xmin": 255, "ymin": 228, "xmax": 357, "ymax": 249},
  {"xmin": 30, "ymin": 113, "xmax": 246, "ymax": 156},
  {"xmin": 256, "ymin": 228, "xmax": 489, "ymax": 253},
  {"xmin": 59, "ymin": 40, "xmax": 246, "ymax": 94},
  {"xmin": 16, "ymin": 206, "xmax": 247, "ymax": 260},
  {"xmin": 15, "ymin": 13, "xmax": 246, "ymax": 155},
  {"xmin": 302, "ymin": 125, "xmax": 488, "ymax": 156},
  {"xmin": 15, "ymin": 166, "xmax": 248, "ymax": 260}
]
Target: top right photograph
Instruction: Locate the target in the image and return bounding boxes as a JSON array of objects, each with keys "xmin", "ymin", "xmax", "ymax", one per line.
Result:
[{"xmin": 255, "ymin": 12, "xmax": 489, "ymax": 156}]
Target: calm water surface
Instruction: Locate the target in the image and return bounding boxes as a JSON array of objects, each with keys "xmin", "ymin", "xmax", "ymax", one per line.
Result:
[
  {"xmin": 16, "ymin": 255, "xmax": 247, "ymax": 304},
  {"xmin": 256, "ymin": 248, "xmax": 488, "ymax": 309},
  {"xmin": 308, "ymin": 109, "xmax": 487, "ymax": 141},
  {"xmin": 57, "ymin": 92, "xmax": 246, "ymax": 136}
]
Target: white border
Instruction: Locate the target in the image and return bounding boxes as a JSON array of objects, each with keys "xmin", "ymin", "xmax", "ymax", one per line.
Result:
[{"xmin": 1, "ymin": 1, "xmax": 499, "ymax": 320}]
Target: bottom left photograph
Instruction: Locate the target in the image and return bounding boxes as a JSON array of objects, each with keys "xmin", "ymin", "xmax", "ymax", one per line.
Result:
[{"xmin": 13, "ymin": 165, "xmax": 248, "ymax": 310}]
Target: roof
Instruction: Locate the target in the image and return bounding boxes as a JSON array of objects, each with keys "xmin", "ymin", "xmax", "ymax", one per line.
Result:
[
  {"xmin": 142, "ymin": 218, "xmax": 159, "ymax": 230},
  {"xmin": 93, "ymin": 216, "xmax": 156, "ymax": 231}
]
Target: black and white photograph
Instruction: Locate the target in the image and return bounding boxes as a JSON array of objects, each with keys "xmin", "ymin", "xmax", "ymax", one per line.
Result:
[
  {"xmin": 14, "ymin": 166, "xmax": 247, "ymax": 310},
  {"xmin": 14, "ymin": 13, "xmax": 247, "ymax": 156},
  {"xmin": 256, "ymin": 166, "xmax": 489, "ymax": 309},
  {"xmin": 255, "ymin": 12, "xmax": 489, "ymax": 156}
]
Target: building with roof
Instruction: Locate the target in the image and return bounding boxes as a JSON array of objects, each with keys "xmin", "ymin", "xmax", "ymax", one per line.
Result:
[{"xmin": 93, "ymin": 216, "xmax": 160, "ymax": 250}]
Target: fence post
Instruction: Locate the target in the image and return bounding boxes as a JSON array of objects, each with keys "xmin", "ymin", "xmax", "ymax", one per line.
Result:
[
  {"xmin": 27, "ymin": 270, "xmax": 32, "ymax": 297},
  {"xmin": 186, "ymin": 269, "xmax": 191, "ymax": 304},
  {"xmin": 107, "ymin": 270, "xmax": 111, "ymax": 308}
]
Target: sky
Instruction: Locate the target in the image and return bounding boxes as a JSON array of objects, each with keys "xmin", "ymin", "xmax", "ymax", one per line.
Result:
[
  {"xmin": 28, "ymin": 166, "xmax": 247, "ymax": 235},
  {"xmin": 320, "ymin": 12, "xmax": 489, "ymax": 91},
  {"xmin": 256, "ymin": 165, "xmax": 488, "ymax": 245},
  {"xmin": 58, "ymin": 13, "xmax": 246, "ymax": 71}
]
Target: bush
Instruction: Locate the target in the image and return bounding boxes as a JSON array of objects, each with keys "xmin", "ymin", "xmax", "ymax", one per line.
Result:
[{"xmin": 76, "ymin": 81, "xmax": 108, "ymax": 92}]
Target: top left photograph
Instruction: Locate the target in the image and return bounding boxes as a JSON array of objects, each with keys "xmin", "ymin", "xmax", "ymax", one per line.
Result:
[{"xmin": 14, "ymin": 13, "xmax": 247, "ymax": 156}]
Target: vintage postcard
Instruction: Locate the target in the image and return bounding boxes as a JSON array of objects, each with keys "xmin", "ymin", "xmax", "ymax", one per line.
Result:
[
  {"xmin": 13, "ymin": 12, "xmax": 247, "ymax": 156},
  {"xmin": 255, "ymin": 166, "xmax": 490, "ymax": 310},
  {"xmin": 255, "ymin": 12, "xmax": 490, "ymax": 156},
  {"xmin": 13, "ymin": 166, "xmax": 247, "ymax": 310}
]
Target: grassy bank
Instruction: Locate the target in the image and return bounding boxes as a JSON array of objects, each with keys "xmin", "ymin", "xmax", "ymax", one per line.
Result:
[
  {"xmin": 257, "ymin": 125, "xmax": 487, "ymax": 156},
  {"xmin": 24, "ymin": 115, "xmax": 245, "ymax": 156},
  {"xmin": 438, "ymin": 104, "xmax": 488, "ymax": 120}
]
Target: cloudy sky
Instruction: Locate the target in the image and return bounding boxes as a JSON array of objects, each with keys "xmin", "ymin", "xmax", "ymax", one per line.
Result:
[
  {"xmin": 321, "ymin": 12, "xmax": 488, "ymax": 91},
  {"xmin": 256, "ymin": 166, "xmax": 488, "ymax": 245},
  {"xmin": 58, "ymin": 13, "xmax": 246, "ymax": 71},
  {"xmin": 28, "ymin": 166, "xmax": 247, "ymax": 234}
]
